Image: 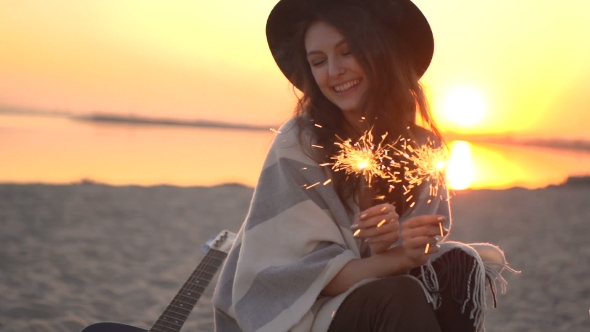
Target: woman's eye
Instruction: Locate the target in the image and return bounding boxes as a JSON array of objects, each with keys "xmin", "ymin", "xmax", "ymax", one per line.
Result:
[
  {"xmin": 342, "ymin": 50, "xmax": 352, "ymax": 56},
  {"xmin": 310, "ymin": 59, "xmax": 326, "ymax": 67}
]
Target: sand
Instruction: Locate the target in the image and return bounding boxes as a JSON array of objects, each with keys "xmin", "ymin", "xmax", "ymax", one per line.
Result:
[{"xmin": 1, "ymin": 183, "xmax": 589, "ymax": 331}]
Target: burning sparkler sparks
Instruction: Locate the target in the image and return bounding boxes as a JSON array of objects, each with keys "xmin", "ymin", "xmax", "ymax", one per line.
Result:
[
  {"xmin": 318, "ymin": 128, "xmax": 449, "ymax": 219},
  {"xmin": 323, "ymin": 130, "xmax": 396, "ymax": 185},
  {"xmin": 323, "ymin": 130, "xmax": 448, "ymax": 196},
  {"xmin": 392, "ymin": 138, "xmax": 449, "ymax": 198}
]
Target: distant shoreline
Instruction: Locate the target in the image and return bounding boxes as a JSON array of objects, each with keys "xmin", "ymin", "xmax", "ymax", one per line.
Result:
[
  {"xmin": 1, "ymin": 175, "xmax": 588, "ymax": 190},
  {"xmin": 0, "ymin": 106, "xmax": 275, "ymax": 132},
  {"xmin": 2, "ymin": 106, "xmax": 590, "ymax": 151},
  {"xmin": 444, "ymin": 132, "xmax": 590, "ymax": 153}
]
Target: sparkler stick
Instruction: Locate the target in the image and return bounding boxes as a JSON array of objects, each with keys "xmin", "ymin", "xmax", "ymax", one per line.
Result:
[
  {"xmin": 359, "ymin": 177, "xmax": 374, "ymax": 211},
  {"xmin": 358, "ymin": 177, "xmax": 373, "ymax": 255}
]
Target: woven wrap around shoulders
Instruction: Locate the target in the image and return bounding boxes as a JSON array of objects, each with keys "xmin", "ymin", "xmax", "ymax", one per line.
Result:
[{"xmin": 212, "ymin": 119, "xmax": 513, "ymax": 332}]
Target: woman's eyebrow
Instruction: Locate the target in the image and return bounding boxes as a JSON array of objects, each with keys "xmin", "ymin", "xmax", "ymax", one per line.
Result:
[{"xmin": 306, "ymin": 39, "xmax": 347, "ymax": 57}]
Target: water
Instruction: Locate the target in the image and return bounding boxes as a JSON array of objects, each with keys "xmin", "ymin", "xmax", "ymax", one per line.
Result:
[{"xmin": 1, "ymin": 115, "xmax": 588, "ymax": 189}]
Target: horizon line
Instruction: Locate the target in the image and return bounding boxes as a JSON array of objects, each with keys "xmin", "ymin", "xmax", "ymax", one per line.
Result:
[
  {"xmin": 0, "ymin": 106, "xmax": 275, "ymax": 132},
  {"xmin": 2, "ymin": 106, "xmax": 589, "ymax": 152}
]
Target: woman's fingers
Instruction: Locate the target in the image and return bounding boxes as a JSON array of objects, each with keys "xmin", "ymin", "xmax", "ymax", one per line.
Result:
[
  {"xmin": 353, "ymin": 215, "xmax": 399, "ymax": 238},
  {"xmin": 353, "ymin": 214, "xmax": 397, "ymax": 231},
  {"xmin": 354, "ymin": 220, "xmax": 398, "ymax": 239},
  {"xmin": 351, "ymin": 204, "xmax": 398, "ymax": 232},
  {"xmin": 403, "ymin": 215, "xmax": 447, "ymax": 229},
  {"xmin": 358, "ymin": 203, "xmax": 397, "ymax": 222},
  {"xmin": 367, "ymin": 231, "xmax": 399, "ymax": 244},
  {"xmin": 403, "ymin": 236, "xmax": 440, "ymax": 260},
  {"xmin": 424, "ymin": 243, "xmax": 441, "ymax": 254},
  {"xmin": 379, "ymin": 215, "xmax": 449, "ymax": 264},
  {"xmin": 401, "ymin": 223, "xmax": 443, "ymax": 239}
]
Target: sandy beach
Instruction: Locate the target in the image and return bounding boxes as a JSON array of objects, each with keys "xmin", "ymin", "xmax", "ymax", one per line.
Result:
[{"xmin": 1, "ymin": 182, "xmax": 589, "ymax": 331}]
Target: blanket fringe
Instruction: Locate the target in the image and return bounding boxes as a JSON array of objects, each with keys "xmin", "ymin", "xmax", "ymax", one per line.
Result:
[{"xmin": 408, "ymin": 245, "xmax": 519, "ymax": 332}]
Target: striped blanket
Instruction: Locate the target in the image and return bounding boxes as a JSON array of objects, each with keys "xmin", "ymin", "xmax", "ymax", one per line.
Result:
[{"xmin": 212, "ymin": 119, "xmax": 512, "ymax": 332}]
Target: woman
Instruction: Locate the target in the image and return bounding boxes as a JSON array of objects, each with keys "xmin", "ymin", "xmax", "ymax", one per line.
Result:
[{"xmin": 213, "ymin": 0, "xmax": 512, "ymax": 331}]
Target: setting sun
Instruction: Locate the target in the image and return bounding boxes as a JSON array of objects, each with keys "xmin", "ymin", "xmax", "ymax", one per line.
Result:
[{"xmin": 441, "ymin": 87, "xmax": 487, "ymax": 127}]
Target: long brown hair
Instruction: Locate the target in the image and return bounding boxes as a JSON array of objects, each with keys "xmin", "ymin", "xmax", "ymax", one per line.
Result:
[{"xmin": 289, "ymin": 2, "xmax": 443, "ymax": 215}]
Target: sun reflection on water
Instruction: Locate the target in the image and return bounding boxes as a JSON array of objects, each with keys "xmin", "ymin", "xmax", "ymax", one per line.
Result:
[
  {"xmin": 444, "ymin": 139, "xmax": 590, "ymax": 190},
  {"xmin": 447, "ymin": 140, "xmax": 475, "ymax": 190}
]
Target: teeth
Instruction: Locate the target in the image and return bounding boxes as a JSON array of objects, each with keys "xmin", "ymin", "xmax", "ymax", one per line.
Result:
[{"xmin": 334, "ymin": 80, "xmax": 359, "ymax": 92}]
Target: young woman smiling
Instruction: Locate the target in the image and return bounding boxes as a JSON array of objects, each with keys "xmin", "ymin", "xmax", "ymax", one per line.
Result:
[{"xmin": 213, "ymin": 1, "xmax": 514, "ymax": 331}]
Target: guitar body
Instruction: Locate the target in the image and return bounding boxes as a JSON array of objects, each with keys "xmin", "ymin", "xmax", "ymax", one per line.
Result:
[{"xmin": 81, "ymin": 322, "xmax": 146, "ymax": 332}]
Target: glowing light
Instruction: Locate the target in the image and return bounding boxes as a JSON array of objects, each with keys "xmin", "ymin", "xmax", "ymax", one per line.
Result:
[
  {"xmin": 446, "ymin": 140, "xmax": 475, "ymax": 190},
  {"xmin": 327, "ymin": 130, "xmax": 394, "ymax": 185},
  {"xmin": 442, "ymin": 87, "xmax": 487, "ymax": 127},
  {"xmin": 305, "ymin": 182, "xmax": 320, "ymax": 189},
  {"xmin": 324, "ymin": 129, "xmax": 451, "ymax": 202},
  {"xmin": 393, "ymin": 139, "xmax": 449, "ymax": 197}
]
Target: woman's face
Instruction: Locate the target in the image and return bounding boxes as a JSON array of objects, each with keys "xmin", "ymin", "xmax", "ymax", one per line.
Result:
[{"xmin": 304, "ymin": 20, "xmax": 368, "ymax": 120}]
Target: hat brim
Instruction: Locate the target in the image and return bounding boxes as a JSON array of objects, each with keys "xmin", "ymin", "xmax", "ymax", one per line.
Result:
[{"xmin": 266, "ymin": 0, "xmax": 434, "ymax": 89}]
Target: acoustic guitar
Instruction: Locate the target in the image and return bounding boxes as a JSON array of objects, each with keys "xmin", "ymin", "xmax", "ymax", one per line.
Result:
[{"xmin": 80, "ymin": 230, "xmax": 237, "ymax": 332}]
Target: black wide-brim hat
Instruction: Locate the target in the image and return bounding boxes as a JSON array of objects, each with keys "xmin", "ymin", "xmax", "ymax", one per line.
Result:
[{"xmin": 266, "ymin": 0, "xmax": 434, "ymax": 89}]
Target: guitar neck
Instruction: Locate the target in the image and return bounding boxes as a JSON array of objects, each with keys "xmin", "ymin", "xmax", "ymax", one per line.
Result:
[{"xmin": 148, "ymin": 249, "xmax": 227, "ymax": 332}]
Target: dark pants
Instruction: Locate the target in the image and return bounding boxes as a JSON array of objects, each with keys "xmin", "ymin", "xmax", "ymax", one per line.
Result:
[{"xmin": 328, "ymin": 249, "xmax": 478, "ymax": 332}]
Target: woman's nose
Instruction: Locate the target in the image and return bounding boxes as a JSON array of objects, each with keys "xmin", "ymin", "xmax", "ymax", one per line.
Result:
[{"xmin": 328, "ymin": 59, "xmax": 345, "ymax": 78}]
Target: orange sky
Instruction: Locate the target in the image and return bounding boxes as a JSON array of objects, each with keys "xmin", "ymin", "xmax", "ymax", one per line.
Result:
[{"xmin": 1, "ymin": 0, "xmax": 590, "ymax": 139}]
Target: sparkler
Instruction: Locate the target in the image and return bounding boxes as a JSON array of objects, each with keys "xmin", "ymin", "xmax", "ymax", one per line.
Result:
[
  {"xmin": 320, "ymin": 129, "xmax": 398, "ymax": 255},
  {"xmin": 313, "ymin": 117, "xmax": 449, "ymax": 188},
  {"xmin": 320, "ymin": 129, "xmax": 449, "ymax": 255},
  {"xmin": 393, "ymin": 137, "xmax": 448, "ymax": 255},
  {"xmin": 322, "ymin": 129, "xmax": 449, "ymax": 205},
  {"xmin": 325, "ymin": 130, "xmax": 396, "ymax": 186},
  {"xmin": 392, "ymin": 138, "xmax": 449, "ymax": 198}
]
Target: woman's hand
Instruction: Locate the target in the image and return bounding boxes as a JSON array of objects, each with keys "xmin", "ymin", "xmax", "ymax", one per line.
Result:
[
  {"xmin": 399, "ymin": 215, "xmax": 448, "ymax": 268},
  {"xmin": 351, "ymin": 203, "xmax": 399, "ymax": 255}
]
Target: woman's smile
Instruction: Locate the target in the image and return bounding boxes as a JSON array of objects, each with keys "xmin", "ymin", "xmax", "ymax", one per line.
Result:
[{"xmin": 334, "ymin": 79, "xmax": 361, "ymax": 93}]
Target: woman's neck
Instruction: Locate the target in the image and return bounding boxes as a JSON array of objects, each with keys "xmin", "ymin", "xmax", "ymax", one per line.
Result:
[{"xmin": 342, "ymin": 113, "xmax": 369, "ymax": 137}]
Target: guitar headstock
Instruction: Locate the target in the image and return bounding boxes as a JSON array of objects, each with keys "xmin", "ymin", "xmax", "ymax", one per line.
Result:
[{"xmin": 202, "ymin": 230, "xmax": 237, "ymax": 254}]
